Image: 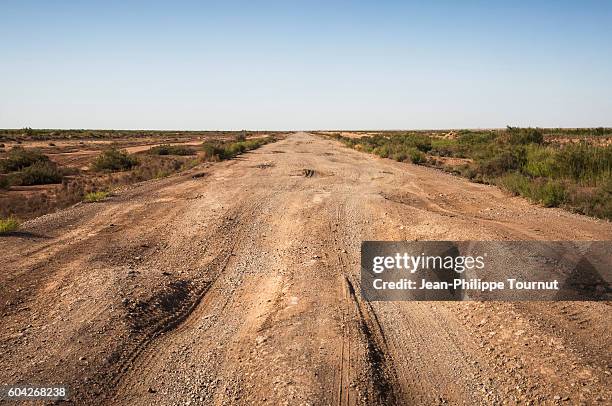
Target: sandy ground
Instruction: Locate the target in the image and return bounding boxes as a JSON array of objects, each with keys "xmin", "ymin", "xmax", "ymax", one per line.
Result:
[{"xmin": 0, "ymin": 132, "xmax": 610, "ymax": 405}]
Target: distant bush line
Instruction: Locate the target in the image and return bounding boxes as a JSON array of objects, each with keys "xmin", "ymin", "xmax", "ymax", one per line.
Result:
[
  {"xmin": 0, "ymin": 128, "xmax": 280, "ymax": 142},
  {"xmin": 330, "ymin": 127, "xmax": 611, "ymax": 220},
  {"xmin": 201, "ymin": 137, "xmax": 275, "ymax": 161}
]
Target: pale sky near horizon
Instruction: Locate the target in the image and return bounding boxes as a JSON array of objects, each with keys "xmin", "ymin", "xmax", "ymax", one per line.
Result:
[{"xmin": 1, "ymin": 1, "xmax": 611, "ymax": 130}]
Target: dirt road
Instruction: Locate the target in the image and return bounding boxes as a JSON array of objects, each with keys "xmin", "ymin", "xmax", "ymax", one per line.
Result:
[{"xmin": 1, "ymin": 132, "xmax": 610, "ymax": 405}]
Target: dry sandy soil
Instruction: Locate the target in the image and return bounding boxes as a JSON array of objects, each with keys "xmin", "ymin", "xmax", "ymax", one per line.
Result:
[{"xmin": 1, "ymin": 132, "xmax": 610, "ymax": 405}]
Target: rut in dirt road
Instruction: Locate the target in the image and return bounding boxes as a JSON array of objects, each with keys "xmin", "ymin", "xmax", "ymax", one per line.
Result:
[{"xmin": 1, "ymin": 133, "xmax": 610, "ymax": 405}]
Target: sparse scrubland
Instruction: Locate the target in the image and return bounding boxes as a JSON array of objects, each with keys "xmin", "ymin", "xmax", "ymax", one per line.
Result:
[
  {"xmin": 328, "ymin": 128, "xmax": 611, "ymax": 220},
  {"xmin": 2, "ymin": 133, "xmax": 610, "ymax": 405},
  {"xmin": 0, "ymin": 128, "xmax": 270, "ymax": 142},
  {"xmin": 0, "ymin": 147, "xmax": 71, "ymax": 187},
  {"xmin": 0, "ymin": 132, "xmax": 279, "ymax": 221}
]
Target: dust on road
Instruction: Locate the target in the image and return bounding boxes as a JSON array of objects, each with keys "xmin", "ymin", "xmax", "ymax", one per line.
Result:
[{"xmin": 1, "ymin": 133, "xmax": 610, "ymax": 405}]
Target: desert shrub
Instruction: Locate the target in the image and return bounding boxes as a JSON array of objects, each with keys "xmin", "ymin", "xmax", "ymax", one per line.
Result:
[
  {"xmin": 0, "ymin": 147, "xmax": 49, "ymax": 173},
  {"xmin": 0, "ymin": 176, "xmax": 9, "ymax": 190},
  {"xmin": 127, "ymin": 156, "xmax": 185, "ymax": 181},
  {"xmin": 15, "ymin": 161, "xmax": 64, "ymax": 185},
  {"xmin": 565, "ymin": 180, "xmax": 612, "ymax": 220},
  {"xmin": 499, "ymin": 173, "xmax": 566, "ymax": 207},
  {"xmin": 201, "ymin": 142, "xmax": 226, "ymax": 160},
  {"xmin": 531, "ymin": 180, "xmax": 567, "ymax": 207},
  {"xmin": 0, "ymin": 217, "xmax": 20, "ymax": 234},
  {"xmin": 202, "ymin": 137, "xmax": 274, "ymax": 161},
  {"xmin": 407, "ymin": 148, "xmax": 426, "ymax": 164},
  {"xmin": 476, "ymin": 147, "xmax": 526, "ymax": 178},
  {"xmin": 223, "ymin": 142, "xmax": 247, "ymax": 157},
  {"xmin": 391, "ymin": 151, "xmax": 408, "ymax": 162},
  {"xmin": 84, "ymin": 191, "xmax": 109, "ymax": 202},
  {"xmin": 506, "ymin": 127, "xmax": 544, "ymax": 145},
  {"xmin": 457, "ymin": 131, "xmax": 497, "ymax": 147},
  {"xmin": 457, "ymin": 164, "xmax": 479, "ymax": 181},
  {"xmin": 148, "ymin": 144, "xmax": 196, "ymax": 156},
  {"xmin": 92, "ymin": 149, "xmax": 138, "ymax": 171},
  {"xmin": 430, "ymin": 139, "xmax": 459, "ymax": 157},
  {"xmin": 405, "ymin": 134, "xmax": 433, "ymax": 153},
  {"xmin": 373, "ymin": 145, "xmax": 391, "ymax": 159},
  {"xmin": 499, "ymin": 172, "xmax": 532, "ymax": 196},
  {"xmin": 556, "ymin": 142, "xmax": 611, "ymax": 184},
  {"xmin": 523, "ymin": 145, "xmax": 558, "ymax": 178}
]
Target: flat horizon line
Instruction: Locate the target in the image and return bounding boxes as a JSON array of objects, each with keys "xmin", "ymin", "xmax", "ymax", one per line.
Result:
[{"xmin": 2, "ymin": 126, "xmax": 611, "ymax": 132}]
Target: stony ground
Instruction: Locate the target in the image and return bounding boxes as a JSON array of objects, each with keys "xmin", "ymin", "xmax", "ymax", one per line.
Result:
[{"xmin": 1, "ymin": 132, "xmax": 610, "ymax": 405}]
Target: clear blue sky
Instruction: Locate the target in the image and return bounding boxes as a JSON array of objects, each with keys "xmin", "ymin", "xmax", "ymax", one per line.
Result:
[{"xmin": 1, "ymin": 1, "xmax": 611, "ymax": 130}]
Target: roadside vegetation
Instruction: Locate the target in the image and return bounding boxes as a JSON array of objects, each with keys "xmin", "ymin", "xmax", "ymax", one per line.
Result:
[
  {"xmin": 329, "ymin": 127, "xmax": 611, "ymax": 220},
  {"xmin": 201, "ymin": 136, "xmax": 276, "ymax": 161},
  {"xmin": 0, "ymin": 134, "xmax": 279, "ymax": 221}
]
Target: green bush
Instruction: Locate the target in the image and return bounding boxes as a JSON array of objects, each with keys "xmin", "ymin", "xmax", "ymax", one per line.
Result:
[
  {"xmin": 202, "ymin": 137, "xmax": 274, "ymax": 161},
  {"xmin": 476, "ymin": 147, "xmax": 526, "ymax": 178},
  {"xmin": 499, "ymin": 172, "xmax": 531, "ymax": 196},
  {"xmin": 148, "ymin": 144, "xmax": 196, "ymax": 156},
  {"xmin": 523, "ymin": 145, "xmax": 558, "ymax": 178},
  {"xmin": 331, "ymin": 128, "xmax": 610, "ymax": 219},
  {"xmin": 0, "ymin": 176, "xmax": 9, "ymax": 190},
  {"xmin": 430, "ymin": 139, "xmax": 459, "ymax": 157},
  {"xmin": 507, "ymin": 127, "xmax": 544, "ymax": 145},
  {"xmin": 458, "ymin": 131, "xmax": 497, "ymax": 147},
  {"xmin": 201, "ymin": 142, "xmax": 226, "ymax": 160},
  {"xmin": 533, "ymin": 180, "xmax": 567, "ymax": 207},
  {"xmin": 0, "ymin": 217, "xmax": 20, "ymax": 234},
  {"xmin": 565, "ymin": 180, "xmax": 612, "ymax": 220},
  {"xmin": 373, "ymin": 145, "xmax": 391, "ymax": 158},
  {"xmin": 15, "ymin": 161, "xmax": 64, "ymax": 185},
  {"xmin": 391, "ymin": 151, "xmax": 408, "ymax": 162},
  {"xmin": 92, "ymin": 149, "xmax": 138, "ymax": 171},
  {"xmin": 0, "ymin": 147, "xmax": 49, "ymax": 173},
  {"xmin": 498, "ymin": 173, "xmax": 566, "ymax": 207},
  {"xmin": 408, "ymin": 148, "xmax": 426, "ymax": 164},
  {"xmin": 556, "ymin": 142, "xmax": 611, "ymax": 184}
]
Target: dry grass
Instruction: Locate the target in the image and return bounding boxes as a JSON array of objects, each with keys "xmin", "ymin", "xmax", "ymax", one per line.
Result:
[
  {"xmin": 0, "ymin": 217, "xmax": 19, "ymax": 234},
  {"xmin": 84, "ymin": 191, "xmax": 109, "ymax": 202}
]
